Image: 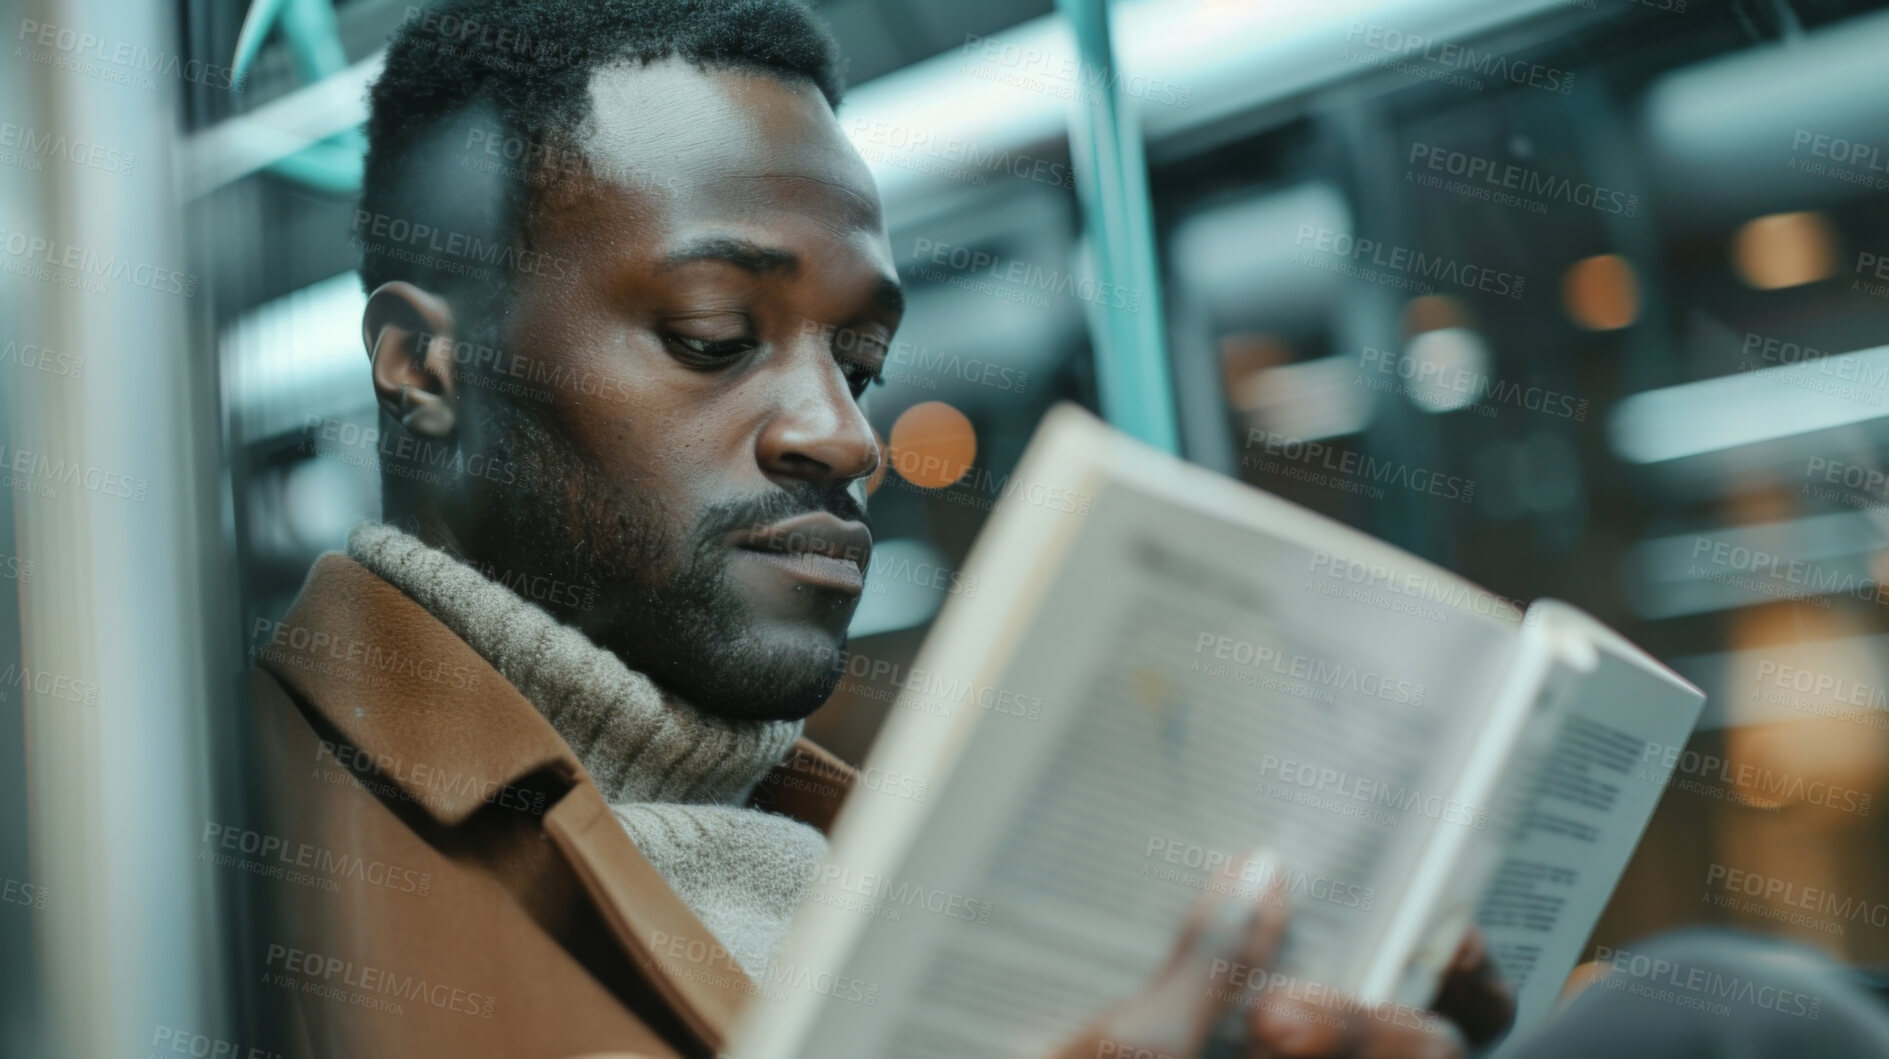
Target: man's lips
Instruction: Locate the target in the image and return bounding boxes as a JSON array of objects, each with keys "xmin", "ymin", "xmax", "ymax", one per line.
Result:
[{"xmin": 734, "ymin": 512, "xmax": 872, "ymax": 594}]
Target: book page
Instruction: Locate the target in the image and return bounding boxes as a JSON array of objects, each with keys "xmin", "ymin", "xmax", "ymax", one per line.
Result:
[
  {"xmin": 1475, "ymin": 603, "xmax": 1705, "ymax": 1038},
  {"xmin": 743, "ymin": 423, "xmax": 1527, "ymax": 1059}
]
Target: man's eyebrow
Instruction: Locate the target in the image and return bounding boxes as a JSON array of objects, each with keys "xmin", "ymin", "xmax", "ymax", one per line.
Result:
[
  {"xmin": 658, "ymin": 237, "xmax": 799, "ymax": 273},
  {"xmin": 660, "ymin": 236, "xmax": 904, "ymax": 315}
]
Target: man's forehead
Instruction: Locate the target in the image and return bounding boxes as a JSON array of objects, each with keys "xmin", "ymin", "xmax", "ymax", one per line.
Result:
[{"xmin": 578, "ymin": 57, "xmax": 879, "ymax": 221}]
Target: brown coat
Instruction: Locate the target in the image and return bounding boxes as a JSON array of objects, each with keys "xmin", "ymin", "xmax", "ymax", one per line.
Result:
[{"xmin": 238, "ymin": 553, "xmax": 854, "ymax": 1058}]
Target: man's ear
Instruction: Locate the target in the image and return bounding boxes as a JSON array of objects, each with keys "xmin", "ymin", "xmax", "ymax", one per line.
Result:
[{"xmin": 362, "ymin": 281, "xmax": 461, "ymax": 438}]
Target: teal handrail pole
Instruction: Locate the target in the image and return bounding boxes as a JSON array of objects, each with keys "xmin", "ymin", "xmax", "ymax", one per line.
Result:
[
  {"xmin": 233, "ymin": 0, "xmax": 365, "ymax": 193},
  {"xmin": 1055, "ymin": 0, "xmax": 1181, "ymax": 454}
]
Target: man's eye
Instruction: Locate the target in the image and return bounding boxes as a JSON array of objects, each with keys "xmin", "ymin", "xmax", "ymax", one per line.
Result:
[
  {"xmin": 667, "ymin": 334, "xmax": 757, "ymax": 361},
  {"xmin": 843, "ymin": 360, "xmax": 885, "ymax": 398}
]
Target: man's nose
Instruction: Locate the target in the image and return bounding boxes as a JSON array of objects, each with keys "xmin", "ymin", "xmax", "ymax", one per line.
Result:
[{"xmin": 755, "ymin": 358, "xmax": 880, "ymax": 487}]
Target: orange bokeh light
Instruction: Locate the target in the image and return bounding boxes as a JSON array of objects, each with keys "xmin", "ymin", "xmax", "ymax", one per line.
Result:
[
  {"xmin": 887, "ymin": 402, "xmax": 977, "ymax": 489},
  {"xmin": 1732, "ymin": 211, "xmax": 1838, "ymax": 291},
  {"xmin": 1562, "ymin": 254, "xmax": 1640, "ymax": 332}
]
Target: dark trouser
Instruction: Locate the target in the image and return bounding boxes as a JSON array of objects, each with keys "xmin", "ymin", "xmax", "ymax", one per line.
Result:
[{"xmin": 1502, "ymin": 929, "xmax": 1889, "ymax": 1058}]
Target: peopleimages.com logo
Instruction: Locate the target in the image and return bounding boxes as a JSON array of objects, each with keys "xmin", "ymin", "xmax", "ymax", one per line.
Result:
[
  {"xmin": 1192, "ymin": 632, "xmax": 1426, "ymax": 705},
  {"xmin": 0, "ymin": 228, "xmax": 197, "ymax": 297},
  {"xmin": 1245, "ymin": 428, "xmax": 1478, "ymax": 502},
  {"xmin": 956, "ymin": 32, "xmax": 1192, "ymax": 109},
  {"xmin": 264, "ymin": 943, "xmax": 495, "ymax": 1019},
  {"xmin": 1292, "ymin": 225, "xmax": 1525, "ymax": 300},
  {"xmin": 0, "ymin": 121, "xmax": 134, "ymax": 176},
  {"xmin": 1342, "ymin": 22, "xmax": 1574, "ymax": 96},
  {"xmin": 1406, "ymin": 143, "xmax": 1637, "ymax": 217},
  {"xmin": 14, "ymin": 18, "xmax": 244, "ymax": 93},
  {"xmin": 910, "ymin": 237, "xmax": 1144, "ymax": 312},
  {"xmin": 149, "ymin": 1026, "xmax": 280, "ymax": 1059},
  {"xmin": 0, "ymin": 338, "xmax": 84, "ymax": 379},
  {"xmin": 1706, "ymin": 863, "xmax": 1889, "ymax": 935}
]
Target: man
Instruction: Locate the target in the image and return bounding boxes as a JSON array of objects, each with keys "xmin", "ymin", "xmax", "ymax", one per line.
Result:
[{"xmin": 244, "ymin": 1, "xmax": 1510, "ymax": 1055}]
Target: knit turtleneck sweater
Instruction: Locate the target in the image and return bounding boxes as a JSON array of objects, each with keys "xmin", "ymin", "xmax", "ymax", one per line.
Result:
[{"xmin": 347, "ymin": 522, "xmax": 828, "ymax": 977}]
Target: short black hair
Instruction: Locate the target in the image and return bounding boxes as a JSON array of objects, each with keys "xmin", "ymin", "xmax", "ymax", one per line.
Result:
[{"xmin": 357, "ymin": 0, "xmax": 844, "ymax": 305}]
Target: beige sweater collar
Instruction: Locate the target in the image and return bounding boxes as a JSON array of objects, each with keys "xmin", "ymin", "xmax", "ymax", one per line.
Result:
[{"xmin": 346, "ymin": 522, "xmax": 803, "ymax": 806}]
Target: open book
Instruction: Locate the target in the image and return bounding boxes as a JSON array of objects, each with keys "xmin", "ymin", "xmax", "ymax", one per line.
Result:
[{"xmin": 733, "ymin": 404, "xmax": 1705, "ymax": 1058}]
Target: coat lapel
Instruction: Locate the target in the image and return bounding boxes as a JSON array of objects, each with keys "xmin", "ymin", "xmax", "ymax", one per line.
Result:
[{"xmin": 544, "ymin": 782, "xmax": 753, "ymax": 1052}]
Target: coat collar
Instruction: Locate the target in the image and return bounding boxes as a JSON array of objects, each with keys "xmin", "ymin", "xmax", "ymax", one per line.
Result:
[
  {"xmin": 256, "ymin": 551, "xmax": 859, "ymax": 1052},
  {"xmin": 255, "ymin": 553, "xmax": 580, "ymax": 826},
  {"xmin": 255, "ymin": 552, "xmax": 857, "ymax": 830}
]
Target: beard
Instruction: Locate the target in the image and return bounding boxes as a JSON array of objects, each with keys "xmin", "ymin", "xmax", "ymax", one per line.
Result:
[{"xmin": 461, "ymin": 391, "xmax": 863, "ymax": 721}]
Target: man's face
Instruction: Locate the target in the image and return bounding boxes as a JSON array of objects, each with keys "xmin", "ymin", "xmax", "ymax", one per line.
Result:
[{"xmin": 457, "ymin": 59, "xmax": 899, "ymax": 721}]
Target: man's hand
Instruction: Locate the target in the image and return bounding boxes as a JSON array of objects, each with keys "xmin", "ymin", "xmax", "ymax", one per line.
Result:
[
  {"xmin": 1049, "ymin": 865, "xmax": 1514, "ymax": 1058},
  {"xmin": 1431, "ymin": 929, "xmax": 1518, "ymax": 1048},
  {"xmin": 1241, "ymin": 929, "xmax": 1514, "ymax": 1057}
]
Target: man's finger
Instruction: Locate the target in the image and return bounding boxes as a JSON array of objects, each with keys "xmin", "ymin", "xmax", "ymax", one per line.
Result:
[
  {"xmin": 1152, "ymin": 852, "xmax": 1284, "ymax": 980},
  {"xmin": 1151, "ymin": 864, "xmax": 1242, "ymax": 981},
  {"xmin": 1101, "ymin": 856, "xmax": 1287, "ymax": 1052},
  {"xmin": 1155, "ymin": 863, "xmax": 1287, "ymax": 1043},
  {"xmin": 1432, "ymin": 929, "xmax": 1515, "ymax": 1047},
  {"xmin": 1248, "ymin": 994, "xmax": 1467, "ymax": 1059}
]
